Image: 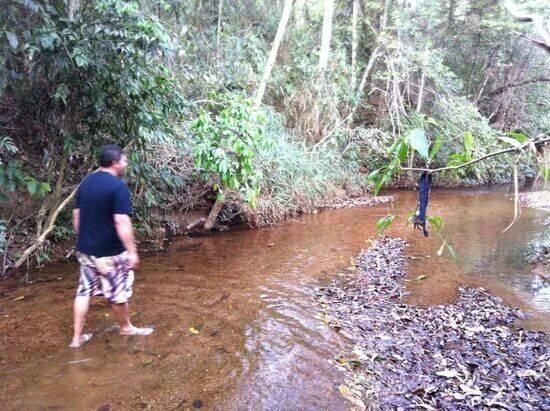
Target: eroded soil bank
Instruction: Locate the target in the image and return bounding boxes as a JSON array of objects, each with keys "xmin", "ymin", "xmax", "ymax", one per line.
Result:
[{"xmin": 315, "ymin": 237, "xmax": 549, "ymax": 410}]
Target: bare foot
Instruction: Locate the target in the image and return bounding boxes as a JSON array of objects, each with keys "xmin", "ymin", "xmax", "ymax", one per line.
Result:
[
  {"xmin": 69, "ymin": 333, "xmax": 93, "ymax": 348},
  {"xmin": 120, "ymin": 326, "xmax": 154, "ymax": 336}
]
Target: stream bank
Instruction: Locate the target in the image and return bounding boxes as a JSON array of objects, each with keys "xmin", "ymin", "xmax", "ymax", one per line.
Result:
[{"xmin": 315, "ymin": 237, "xmax": 549, "ymax": 410}]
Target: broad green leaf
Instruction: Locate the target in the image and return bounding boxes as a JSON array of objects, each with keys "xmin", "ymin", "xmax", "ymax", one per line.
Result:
[
  {"xmin": 397, "ymin": 141, "xmax": 408, "ymax": 163},
  {"xmin": 463, "ymin": 132, "xmax": 474, "ymax": 151},
  {"xmin": 6, "ymin": 31, "xmax": 18, "ymax": 49},
  {"xmin": 74, "ymin": 53, "xmax": 88, "ymax": 68},
  {"xmin": 386, "ymin": 140, "xmax": 398, "ymax": 155},
  {"xmin": 53, "ymin": 84, "xmax": 70, "ymax": 104},
  {"xmin": 27, "ymin": 179, "xmax": 38, "ymax": 197},
  {"xmin": 366, "ymin": 169, "xmax": 380, "ymax": 184},
  {"xmin": 508, "ymin": 132, "xmax": 527, "ymax": 142},
  {"xmin": 498, "ymin": 136, "xmax": 522, "ymax": 148},
  {"xmin": 408, "ymin": 128, "xmax": 429, "ymax": 160},
  {"xmin": 429, "ymin": 136, "xmax": 443, "ymax": 160},
  {"xmin": 427, "ymin": 215, "xmax": 444, "ymax": 232},
  {"xmin": 40, "ymin": 182, "xmax": 52, "ymax": 194},
  {"xmin": 40, "ymin": 34, "xmax": 55, "ymax": 49},
  {"xmin": 447, "ymin": 152, "xmax": 472, "ymax": 168},
  {"xmin": 376, "ymin": 214, "xmax": 395, "ymax": 234},
  {"xmin": 539, "ymin": 165, "xmax": 550, "ymax": 183},
  {"xmin": 374, "ymin": 168, "xmax": 393, "ymax": 196}
]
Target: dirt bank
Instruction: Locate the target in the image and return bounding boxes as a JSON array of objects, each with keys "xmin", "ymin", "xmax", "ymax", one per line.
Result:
[{"xmin": 315, "ymin": 237, "xmax": 549, "ymax": 410}]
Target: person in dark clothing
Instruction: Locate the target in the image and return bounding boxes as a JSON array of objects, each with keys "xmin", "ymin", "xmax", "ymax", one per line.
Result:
[{"xmin": 70, "ymin": 145, "xmax": 153, "ymax": 348}]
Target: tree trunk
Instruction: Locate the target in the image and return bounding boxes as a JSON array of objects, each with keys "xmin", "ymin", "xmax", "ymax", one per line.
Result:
[
  {"xmin": 13, "ymin": 185, "xmax": 79, "ymax": 270},
  {"xmin": 294, "ymin": 0, "xmax": 305, "ymax": 27},
  {"xmin": 445, "ymin": 0, "xmax": 456, "ymax": 33},
  {"xmin": 254, "ymin": 0, "xmax": 294, "ymax": 108},
  {"xmin": 67, "ymin": 0, "xmax": 80, "ymax": 20},
  {"xmin": 350, "ymin": 0, "xmax": 359, "ymax": 90},
  {"xmin": 203, "ymin": 189, "xmax": 228, "ymax": 231},
  {"xmin": 347, "ymin": 0, "xmax": 390, "ymax": 124},
  {"xmin": 416, "ymin": 70, "xmax": 425, "ymax": 112},
  {"xmin": 318, "ymin": 0, "xmax": 335, "ymax": 73},
  {"xmin": 216, "ymin": 0, "xmax": 223, "ymax": 58}
]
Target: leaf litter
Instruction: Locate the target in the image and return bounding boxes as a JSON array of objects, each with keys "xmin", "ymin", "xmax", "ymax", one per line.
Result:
[{"xmin": 315, "ymin": 237, "xmax": 549, "ymax": 410}]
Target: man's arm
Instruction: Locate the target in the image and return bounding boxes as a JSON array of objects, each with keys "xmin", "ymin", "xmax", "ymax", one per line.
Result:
[
  {"xmin": 114, "ymin": 214, "xmax": 139, "ymax": 269},
  {"xmin": 73, "ymin": 209, "xmax": 80, "ymax": 234}
]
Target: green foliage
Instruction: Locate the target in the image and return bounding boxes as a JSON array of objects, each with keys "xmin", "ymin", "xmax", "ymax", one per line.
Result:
[
  {"xmin": 1, "ymin": 0, "xmax": 184, "ymax": 161},
  {"xmin": 408, "ymin": 129, "xmax": 429, "ymax": 160},
  {"xmin": 367, "ymin": 158, "xmax": 400, "ymax": 196},
  {"xmin": 0, "ymin": 137, "xmax": 50, "ymax": 200},
  {"xmin": 376, "ymin": 214, "xmax": 395, "ymax": 234},
  {"xmin": 0, "ymin": 0, "xmax": 547, "ymax": 270},
  {"xmin": 463, "ymin": 132, "xmax": 475, "ymax": 153},
  {"xmin": 253, "ymin": 109, "xmax": 359, "ymax": 223},
  {"xmin": 427, "ymin": 215, "xmax": 458, "ymax": 263},
  {"xmin": 428, "ymin": 136, "xmax": 444, "ymax": 161},
  {"xmin": 191, "ymin": 93, "xmax": 271, "ymax": 207}
]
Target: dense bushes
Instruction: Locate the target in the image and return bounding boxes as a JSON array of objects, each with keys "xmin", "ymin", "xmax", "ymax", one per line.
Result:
[{"xmin": 0, "ymin": 0, "xmax": 547, "ymax": 271}]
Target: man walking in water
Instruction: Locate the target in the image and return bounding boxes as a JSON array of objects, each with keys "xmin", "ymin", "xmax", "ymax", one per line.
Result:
[{"xmin": 71, "ymin": 144, "xmax": 153, "ymax": 348}]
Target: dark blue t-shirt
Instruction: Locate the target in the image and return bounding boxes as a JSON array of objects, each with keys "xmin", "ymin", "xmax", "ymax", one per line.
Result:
[{"xmin": 74, "ymin": 171, "xmax": 133, "ymax": 257}]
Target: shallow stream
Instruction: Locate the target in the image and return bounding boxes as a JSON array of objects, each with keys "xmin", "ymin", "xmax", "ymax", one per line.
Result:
[{"xmin": 0, "ymin": 189, "xmax": 547, "ymax": 409}]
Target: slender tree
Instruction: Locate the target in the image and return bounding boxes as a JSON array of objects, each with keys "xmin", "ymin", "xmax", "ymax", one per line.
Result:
[
  {"xmin": 351, "ymin": 0, "xmax": 359, "ymax": 90},
  {"xmin": 318, "ymin": 0, "xmax": 335, "ymax": 73},
  {"xmin": 254, "ymin": 0, "xmax": 294, "ymax": 108},
  {"xmin": 294, "ymin": 0, "xmax": 305, "ymax": 27}
]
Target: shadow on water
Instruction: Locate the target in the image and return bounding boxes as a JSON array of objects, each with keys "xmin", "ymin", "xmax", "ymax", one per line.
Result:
[{"xmin": 0, "ymin": 189, "xmax": 547, "ymax": 409}]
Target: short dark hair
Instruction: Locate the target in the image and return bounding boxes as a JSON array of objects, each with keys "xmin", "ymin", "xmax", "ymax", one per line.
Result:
[{"xmin": 99, "ymin": 144, "xmax": 124, "ymax": 167}]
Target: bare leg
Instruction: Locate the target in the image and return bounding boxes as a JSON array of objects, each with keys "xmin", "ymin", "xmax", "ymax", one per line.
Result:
[
  {"xmin": 111, "ymin": 301, "xmax": 154, "ymax": 336},
  {"xmin": 110, "ymin": 302, "xmax": 132, "ymax": 332},
  {"xmin": 71, "ymin": 296, "xmax": 92, "ymax": 347}
]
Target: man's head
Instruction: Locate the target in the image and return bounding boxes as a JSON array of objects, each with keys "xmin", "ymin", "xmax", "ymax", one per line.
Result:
[{"xmin": 99, "ymin": 144, "xmax": 128, "ymax": 176}]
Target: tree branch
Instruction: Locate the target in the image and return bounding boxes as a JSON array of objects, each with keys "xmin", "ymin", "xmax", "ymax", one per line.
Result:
[
  {"xmin": 488, "ymin": 77, "xmax": 550, "ymax": 96},
  {"xmin": 401, "ymin": 137, "xmax": 550, "ymax": 174}
]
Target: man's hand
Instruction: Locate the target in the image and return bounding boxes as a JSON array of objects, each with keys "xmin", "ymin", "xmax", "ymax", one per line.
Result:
[
  {"xmin": 127, "ymin": 251, "xmax": 140, "ymax": 269},
  {"xmin": 73, "ymin": 209, "xmax": 80, "ymax": 234},
  {"xmin": 114, "ymin": 213, "xmax": 139, "ymax": 269}
]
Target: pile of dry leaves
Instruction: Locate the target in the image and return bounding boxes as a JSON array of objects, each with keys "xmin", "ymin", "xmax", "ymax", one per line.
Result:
[{"xmin": 315, "ymin": 237, "xmax": 549, "ymax": 410}]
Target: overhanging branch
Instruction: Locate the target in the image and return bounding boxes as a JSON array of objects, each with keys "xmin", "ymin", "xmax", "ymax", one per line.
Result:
[
  {"xmin": 401, "ymin": 137, "xmax": 550, "ymax": 174},
  {"xmin": 488, "ymin": 77, "xmax": 550, "ymax": 96}
]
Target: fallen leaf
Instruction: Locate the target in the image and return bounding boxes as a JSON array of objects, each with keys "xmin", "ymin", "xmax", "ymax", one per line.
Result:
[
  {"xmin": 336, "ymin": 356, "xmax": 347, "ymax": 364},
  {"xmin": 189, "ymin": 327, "xmax": 200, "ymax": 334},
  {"xmin": 435, "ymin": 369, "xmax": 459, "ymax": 378},
  {"xmin": 338, "ymin": 385, "xmax": 365, "ymax": 408},
  {"xmin": 338, "ymin": 385, "xmax": 351, "ymax": 396},
  {"xmin": 460, "ymin": 384, "xmax": 482, "ymax": 396},
  {"xmin": 13, "ymin": 296, "xmax": 25, "ymax": 301}
]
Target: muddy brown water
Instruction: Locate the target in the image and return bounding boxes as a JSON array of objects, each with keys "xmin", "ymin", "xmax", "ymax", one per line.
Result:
[{"xmin": 0, "ymin": 189, "xmax": 548, "ymax": 410}]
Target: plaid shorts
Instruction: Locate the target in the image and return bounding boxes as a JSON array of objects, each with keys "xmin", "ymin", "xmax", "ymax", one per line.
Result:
[{"xmin": 76, "ymin": 251, "xmax": 134, "ymax": 304}]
